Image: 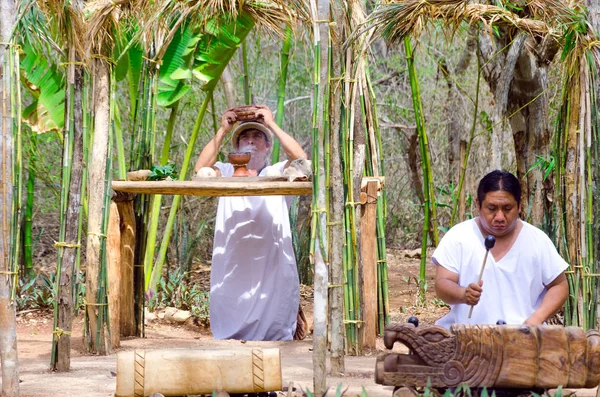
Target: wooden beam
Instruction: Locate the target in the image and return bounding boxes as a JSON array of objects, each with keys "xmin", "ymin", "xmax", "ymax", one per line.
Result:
[
  {"xmin": 111, "ymin": 178, "xmax": 312, "ymax": 197},
  {"xmin": 360, "ymin": 180, "xmax": 379, "ymax": 348}
]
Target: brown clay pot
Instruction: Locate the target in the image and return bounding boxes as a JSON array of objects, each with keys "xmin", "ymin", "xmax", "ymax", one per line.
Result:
[{"xmin": 228, "ymin": 152, "xmax": 251, "ymax": 177}]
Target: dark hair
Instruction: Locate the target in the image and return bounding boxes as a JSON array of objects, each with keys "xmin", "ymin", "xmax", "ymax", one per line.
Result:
[{"xmin": 477, "ymin": 170, "xmax": 521, "ymax": 207}]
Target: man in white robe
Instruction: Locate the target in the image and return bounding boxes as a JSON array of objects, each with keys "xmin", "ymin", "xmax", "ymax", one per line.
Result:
[
  {"xmin": 194, "ymin": 105, "xmax": 306, "ymax": 340},
  {"xmin": 434, "ymin": 170, "xmax": 568, "ymax": 327}
]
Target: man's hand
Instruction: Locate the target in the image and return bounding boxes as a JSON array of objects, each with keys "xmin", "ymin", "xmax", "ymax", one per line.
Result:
[
  {"xmin": 464, "ymin": 280, "xmax": 483, "ymax": 306},
  {"xmin": 255, "ymin": 105, "xmax": 275, "ymax": 127},
  {"xmin": 221, "ymin": 110, "xmax": 237, "ymax": 133}
]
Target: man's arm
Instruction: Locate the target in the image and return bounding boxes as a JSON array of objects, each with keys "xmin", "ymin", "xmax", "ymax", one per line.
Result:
[
  {"xmin": 256, "ymin": 106, "xmax": 306, "ymax": 165},
  {"xmin": 524, "ymin": 272, "xmax": 568, "ymax": 325},
  {"xmin": 435, "ymin": 265, "xmax": 482, "ymax": 306},
  {"xmin": 194, "ymin": 110, "xmax": 237, "ymax": 175}
]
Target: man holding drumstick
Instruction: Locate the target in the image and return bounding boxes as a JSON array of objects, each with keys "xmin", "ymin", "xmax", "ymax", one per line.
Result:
[{"xmin": 433, "ymin": 170, "xmax": 569, "ymax": 327}]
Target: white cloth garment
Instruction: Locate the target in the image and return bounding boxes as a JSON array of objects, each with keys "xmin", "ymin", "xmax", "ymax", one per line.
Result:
[
  {"xmin": 432, "ymin": 218, "xmax": 568, "ymax": 328},
  {"xmin": 210, "ymin": 160, "xmax": 299, "ymax": 340}
]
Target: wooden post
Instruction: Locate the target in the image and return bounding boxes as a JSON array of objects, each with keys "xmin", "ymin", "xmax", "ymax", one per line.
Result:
[
  {"xmin": 107, "ymin": 201, "xmax": 121, "ymax": 348},
  {"xmin": 360, "ymin": 179, "xmax": 379, "ymax": 348},
  {"xmin": 459, "ymin": 140, "xmax": 467, "ymax": 222},
  {"xmin": 114, "ymin": 191, "xmax": 137, "ymax": 337}
]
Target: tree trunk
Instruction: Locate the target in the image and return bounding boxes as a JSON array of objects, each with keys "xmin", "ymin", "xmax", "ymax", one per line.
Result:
[
  {"xmin": 477, "ymin": 30, "xmax": 557, "ymax": 225},
  {"xmin": 440, "ymin": 35, "xmax": 475, "ymax": 185},
  {"xmin": 329, "ymin": 0, "xmax": 345, "ymax": 373},
  {"xmin": 85, "ymin": 59, "xmax": 111, "ymax": 355},
  {"xmin": 0, "ymin": 0, "xmax": 19, "ymax": 395},
  {"xmin": 53, "ymin": 61, "xmax": 85, "ymax": 372},
  {"xmin": 310, "ymin": 0, "xmax": 330, "ymax": 394},
  {"xmin": 220, "ymin": 66, "xmax": 236, "ymax": 109}
]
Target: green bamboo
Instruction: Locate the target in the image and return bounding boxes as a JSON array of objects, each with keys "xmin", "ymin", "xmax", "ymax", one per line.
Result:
[
  {"xmin": 142, "ymin": 100, "xmax": 179, "ymax": 286},
  {"xmin": 366, "ymin": 73, "xmax": 390, "ymax": 330},
  {"xmin": 10, "ymin": 44, "xmax": 22, "ymax": 299},
  {"xmin": 404, "ymin": 37, "xmax": 431, "ymax": 283},
  {"xmin": 23, "ymin": 133, "xmax": 36, "ymax": 280},
  {"xmin": 241, "ymin": 40, "xmax": 251, "ymax": 104},
  {"xmin": 51, "ymin": 64, "xmax": 76, "ymax": 369},
  {"xmin": 271, "ymin": 26, "xmax": 292, "ymax": 163},
  {"xmin": 147, "ymin": 93, "xmax": 211, "ymax": 291}
]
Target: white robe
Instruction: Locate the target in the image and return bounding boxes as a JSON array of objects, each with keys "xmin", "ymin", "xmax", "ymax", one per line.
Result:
[
  {"xmin": 432, "ymin": 218, "xmax": 568, "ymax": 327},
  {"xmin": 210, "ymin": 160, "xmax": 299, "ymax": 340}
]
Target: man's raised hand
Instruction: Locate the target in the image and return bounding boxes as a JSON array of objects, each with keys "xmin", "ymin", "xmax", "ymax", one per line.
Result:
[{"xmin": 221, "ymin": 110, "xmax": 237, "ymax": 132}]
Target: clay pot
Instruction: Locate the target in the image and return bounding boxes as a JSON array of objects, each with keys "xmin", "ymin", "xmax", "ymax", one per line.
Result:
[{"xmin": 228, "ymin": 152, "xmax": 251, "ymax": 177}]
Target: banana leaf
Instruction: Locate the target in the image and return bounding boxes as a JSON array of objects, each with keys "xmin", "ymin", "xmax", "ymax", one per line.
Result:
[
  {"xmin": 20, "ymin": 40, "xmax": 65, "ymax": 134},
  {"xmin": 157, "ymin": 12, "xmax": 255, "ymax": 108}
]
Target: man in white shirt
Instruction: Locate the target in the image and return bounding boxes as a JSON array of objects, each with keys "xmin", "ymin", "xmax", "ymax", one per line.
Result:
[
  {"xmin": 433, "ymin": 170, "xmax": 569, "ymax": 327},
  {"xmin": 194, "ymin": 105, "xmax": 307, "ymax": 340}
]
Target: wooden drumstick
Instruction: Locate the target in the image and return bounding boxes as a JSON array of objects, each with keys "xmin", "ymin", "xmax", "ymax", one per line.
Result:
[{"xmin": 468, "ymin": 235, "xmax": 496, "ymax": 319}]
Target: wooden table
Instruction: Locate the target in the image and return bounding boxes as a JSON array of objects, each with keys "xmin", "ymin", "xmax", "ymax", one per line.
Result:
[{"xmin": 111, "ymin": 177, "xmax": 312, "ymax": 197}]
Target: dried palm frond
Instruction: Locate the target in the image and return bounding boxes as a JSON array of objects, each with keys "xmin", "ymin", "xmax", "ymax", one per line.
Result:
[
  {"xmin": 85, "ymin": 0, "xmax": 133, "ymax": 56},
  {"xmin": 367, "ymin": 0, "xmax": 561, "ymax": 44},
  {"xmin": 19, "ymin": 1, "xmax": 86, "ymax": 60},
  {"xmin": 140, "ymin": 0, "xmax": 309, "ymax": 44}
]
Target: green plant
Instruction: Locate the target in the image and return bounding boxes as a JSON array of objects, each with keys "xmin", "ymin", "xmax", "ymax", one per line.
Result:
[
  {"xmin": 16, "ymin": 272, "xmax": 56, "ymax": 311},
  {"xmin": 146, "ymin": 268, "xmax": 210, "ymax": 325},
  {"xmin": 147, "ymin": 163, "xmax": 179, "ymax": 181}
]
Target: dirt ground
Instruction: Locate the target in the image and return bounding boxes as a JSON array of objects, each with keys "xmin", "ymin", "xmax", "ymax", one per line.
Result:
[
  {"xmin": 6, "ymin": 249, "xmax": 596, "ymax": 397},
  {"xmin": 6, "ymin": 248, "xmax": 445, "ymax": 397}
]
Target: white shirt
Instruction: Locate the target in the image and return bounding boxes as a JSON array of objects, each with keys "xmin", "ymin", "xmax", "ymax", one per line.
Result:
[
  {"xmin": 432, "ymin": 218, "xmax": 568, "ymax": 327},
  {"xmin": 209, "ymin": 160, "xmax": 299, "ymax": 340}
]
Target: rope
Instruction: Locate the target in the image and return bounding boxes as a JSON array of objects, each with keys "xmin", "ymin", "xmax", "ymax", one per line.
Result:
[
  {"xmin": 0, "ymin": 271, "xmax": 17, "ymax": 275},
  {"xmin": 0, "ymin": 42, "xmax": 21, "ymax": 49},
  {"xmin": 83, "ymin": 299, "xmax": 108, "ymax": 307},
  {"xmin": 311, "ymin": 208, "xmax": 327, "ymax": 214},
  {"xmin": 87, "ymin": 232, "xmax": 107, "ymax": 238},
  {"xmin": 90, "ymin": 54, "xmax": 116, "ymax": 65},
  {"xmin": 53, "ymin": 328, "xmax": 72, "ymax": 338},
  {"xmin": 55, "ymin": 242, "xmax": 81, "ymax": 248},
  {"xmin": 343, "ymin": 320, "xmax": 365, "ymax": 324},
  {"xmin": 58, "ymin": 61, "xmax": 86, "ymax": 68},
  {"xmin": 345, "ymin": 202, "xmax": 362, "ymax": 206},
  {"xmin": 142, "ymin": 56, "xmax": 162, "ymax": 65},
  {"xmin": 328, "ymin": 284, "xmax": 344, "ymax": 288}
]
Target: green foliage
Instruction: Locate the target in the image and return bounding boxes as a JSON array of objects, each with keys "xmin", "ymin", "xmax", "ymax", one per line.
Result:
[
  {"xmin": 157, "ymin": 13, "xmax": 256, "ymax": 107},
  {"xmin": 146, "ymin": 268, "xmax": 210, "ymax": 324},
  {"xmin": 20, "ymin": 40, "xmax": 66, "ymax": 134},
  {"xmin": 16, "ymin": 272, "xmax": 56, "ymax": 311},
  {"xmin": 526, "ymin": 154, "xmax": 555, "ymax": 181},
  {"xmin": 147, "ymin": 163, "xmax": 179, "ymax": 180}
]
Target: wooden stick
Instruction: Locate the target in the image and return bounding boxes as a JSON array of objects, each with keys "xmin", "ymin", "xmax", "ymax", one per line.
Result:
[{"xmin": 468, "ymin": 249, "xmax": 491, "ymax": 319}]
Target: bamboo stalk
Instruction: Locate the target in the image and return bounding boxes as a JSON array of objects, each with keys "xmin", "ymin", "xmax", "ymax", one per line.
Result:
[
  {"xmin": 147, "ymin": 93, "xmax": 211, "ymax": 291},
  {"xmin": 23, "ymin": 133, "xmax": 35, "ymax": 280},
  {"xmin": 404, "ymin": 37, "xmax": 430, "ymax": 285},
  {"xmin": 272, "ymin": 26, "xmax": 292, "ymax": 164},
  {"xmin": 241, "ymin": 40, "xmax": 251, "ymax": 104}
]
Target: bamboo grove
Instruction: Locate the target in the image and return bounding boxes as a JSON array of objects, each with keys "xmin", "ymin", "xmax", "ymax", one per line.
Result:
[
  {"xmin": 368, "ymin": 0, "xmax": 600, "ymax": 328},
  {"xmin": 2, "ymin": 0, "xmax": 600, "ymax": 395},
  {"xmin": 3, "ymin": 0, "xmax": 392, "ymax": 383}
]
